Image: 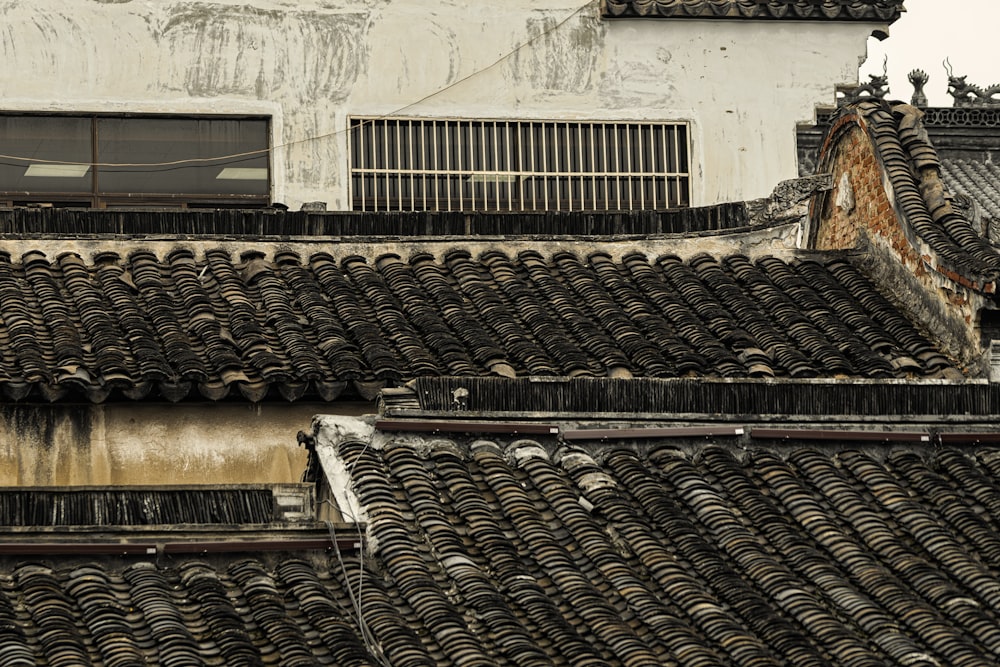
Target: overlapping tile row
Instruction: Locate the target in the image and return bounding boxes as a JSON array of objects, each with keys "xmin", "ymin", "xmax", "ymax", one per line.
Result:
[
  {"xmin": 0, "ymin": 246, "xmax": 957, "ymax": 402},
  {"xmin": 0, "ymin": 555, "xmax": 382, "ymax": 666},
  {"xmin": 941, "ymin": 157, "xmax": 1000, "ymax": 222},
  {"xmin": 849, "ymin": 101, "xmax": 1000, "ymax": 279},
  {"xmin": 602, "ymin": 0, "xmax": 904, "ymax": 21},
  {"xmin": 339, "ymin": 434, "xmax": 1000, "ymax": 667}
]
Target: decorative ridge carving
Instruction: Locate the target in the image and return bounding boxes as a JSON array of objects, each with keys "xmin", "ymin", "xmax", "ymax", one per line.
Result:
[
  {"xmin": 837, "ymin": 61, "xmax": 889, "ymax": 107},
  {"xmin": 602, "ymin": 0, "xmax": 904, "ymax": 22},
  {"xmin": 816, "ymin": 105, "xmax": 1000, "ymax": 128},
  {"xmin": 946, "ymin": 59, "xmax": 1000, "ymax": 107},
  {"xmin": 908, "ymin": 69, "xmax": 929, "ymax": 107}
]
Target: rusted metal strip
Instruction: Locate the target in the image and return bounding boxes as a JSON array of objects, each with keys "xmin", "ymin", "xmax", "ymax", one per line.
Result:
[
  {"xmin": 937, "ymin": 432, "xmax": 1000, "ymax": 444},
  {"xmin": 0, "ymin": 538, "xmax": 361, "ymax": 556},
  {"xmin": 751, "ymin": 428, "xmax": 930, "ymax": 442},
  {"xmin": 563, "ymin": 426, "xmax": 744, "ymax": 441},
  {"xmin": 375, "ymin": 419, "xmax": 559, "ymax": 435},
  {"xmin": 0, "ymin": 543, "xmax": 158, "ymax": 556},
  {"xmin": 162, "ymin": 538, "xmax": 360, "ymax": 554}
]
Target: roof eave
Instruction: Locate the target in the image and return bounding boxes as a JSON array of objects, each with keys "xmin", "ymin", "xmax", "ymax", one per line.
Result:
[{"xmin": 601, "ymin": 0, "xmax": 904, "ymax": 23}]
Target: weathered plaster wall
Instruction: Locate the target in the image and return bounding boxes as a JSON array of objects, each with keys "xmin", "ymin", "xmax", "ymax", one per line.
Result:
[
  {"xmin": 0, "ymin": 1, "xmax": 880, "ymax": 209},
  {"xmin": 0, "ymin": 402, "xmax": 368, "ymax": 486},
  {"xmin": 813, "ymin": 120, "xmax": 985, "ymax": 372}
]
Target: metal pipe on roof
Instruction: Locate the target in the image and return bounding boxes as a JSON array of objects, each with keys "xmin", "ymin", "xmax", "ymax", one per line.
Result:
[
  {"xmin": 750, "ymin": 428, "xmax": 930, "ymax": 442},
  {"xmin": 375, "ymin": 419, "xmax": 560, "ymax": 435}
]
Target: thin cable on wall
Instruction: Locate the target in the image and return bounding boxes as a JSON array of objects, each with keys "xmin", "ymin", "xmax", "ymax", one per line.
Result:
[{"xmin": 0, "ymin": 0, "xmax": 597, "ymax": 170}]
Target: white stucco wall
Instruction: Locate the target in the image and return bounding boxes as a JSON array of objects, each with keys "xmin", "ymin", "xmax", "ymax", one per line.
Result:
[{"xmin": 0, "ymin": 1, "xmax": 880, "ymax": 209}]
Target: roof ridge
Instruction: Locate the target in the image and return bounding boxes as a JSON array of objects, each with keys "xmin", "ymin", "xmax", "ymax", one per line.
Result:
[{"xmin": 602, "ymin": 0, "xmax": 904, "ymax": 22}]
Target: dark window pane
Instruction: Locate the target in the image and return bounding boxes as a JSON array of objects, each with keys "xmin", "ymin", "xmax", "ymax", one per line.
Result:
[
  {"xmin": 96, "ymin": 118, "xmax": 268, "ymax": 196},
  {"xmin": 0, "ymin": 116, "xmax": 92, "ymax": 195}
]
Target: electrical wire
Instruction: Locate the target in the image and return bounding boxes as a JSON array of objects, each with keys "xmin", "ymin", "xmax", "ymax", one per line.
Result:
[
  {"xmin": 0, "ymin": 1, "xmax": 597, "ymax": 170},
  {"xmin": 324, "ymin": 509, "xmax": 390, "ymax": 667},
  {"xmin": 319, "ymin": 425, "xmax": 391, "ymax": 667}
]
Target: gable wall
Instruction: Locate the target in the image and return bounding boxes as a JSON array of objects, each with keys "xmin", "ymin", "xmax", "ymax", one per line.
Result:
[
  {"xmin": 813, "ymin": 117, "xmax": 987, "ymax": 371},
  {"xmin": 0, "ymin": 1, "xmax": 880, "ymax": 209}
]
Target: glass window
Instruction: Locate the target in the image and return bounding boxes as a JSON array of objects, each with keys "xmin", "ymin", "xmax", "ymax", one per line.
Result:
[
  {"xmin": 0, "ymin": 114, "xmax": 270, "ymax": 207},
  {"xmin": 97, "ymin": 118, "xmax": 268, "ymax": 197},
  {"xmin": 0, "ymin": 116, "xmax": 92, "ymax": 197}
]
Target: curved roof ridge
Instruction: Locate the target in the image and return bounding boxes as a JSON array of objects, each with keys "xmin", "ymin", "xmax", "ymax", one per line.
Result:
[{"xmin": 841, "ymin": 100, "xmax": 1000, "ymax": 281}]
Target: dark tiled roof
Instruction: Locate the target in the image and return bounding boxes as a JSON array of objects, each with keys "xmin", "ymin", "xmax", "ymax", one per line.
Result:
[
  {"xmin": 0, "ymin": 247, "xmax": 958, "ymax": 402},
  {"xmin": 394, "ymin": 377, "xmax": 1000, "ymax": 418},
  {"xmin": 0, "ymin": 553, "xmax": 383, "ymax": 666},
  {"xmin": 826, "ymin": 101, "xmax": 1000, "ymax": 281},
  {"xmin": 8, "ymin": 433, "xmax": 1000, "ymax": 666},
  {"xmin": 602, "ymin": 0, "xmax": 904, "ymax": 22},
  {"xmin": 313, "ymin": 425, "xmax": 1000, "ymax": 667},
  {"xmin": 941, "ymin": 157, "xmax": 1000, "ymax": 221},
  {"xmin": 0, "ymin": 486, "xmax": 307, "ymax": 527}
]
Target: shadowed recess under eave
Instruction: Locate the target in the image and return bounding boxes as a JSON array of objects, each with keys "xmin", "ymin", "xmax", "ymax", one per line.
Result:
[
  {"xmin": 0, "ymin": 205, "xmax": 749, "ymax": 237},
  {"xmin": 407, "ymin": 377, "xmax": 1000, "ymax": 417}
]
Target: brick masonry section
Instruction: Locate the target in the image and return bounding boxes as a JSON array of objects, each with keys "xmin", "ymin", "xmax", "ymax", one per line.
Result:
[{"xmin": 812, "ymin": 111, "xmax": 988, "ymax": 371}]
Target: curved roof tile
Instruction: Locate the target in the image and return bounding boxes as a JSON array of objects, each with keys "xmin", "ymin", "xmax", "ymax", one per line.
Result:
[
  {"xmin": 941, "ymin": 157, "xmax": 1000, "ymax": 222},
  {"xmin": 0, "ymin": 555, "xmax": 384, "ymax": 666},
  {"xmin": 0, "ymin": 247, "xmax": 960, "ymax": 402},
  {"xmin": 602, "ymin": 0, "xmax": 904, "ymax": 22},
  {"xmin": 825, "ymin": 101, "xmax": 1000, "ymax": 283},
  {"xmin": 320, "ymin": 432, "xmax": 1000, "ymax": 667}
]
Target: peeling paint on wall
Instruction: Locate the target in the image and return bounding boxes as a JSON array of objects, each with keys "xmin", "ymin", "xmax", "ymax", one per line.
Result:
[{"xmin": 0, "ymin": 406, "xmax": 92, "ymax": 485}]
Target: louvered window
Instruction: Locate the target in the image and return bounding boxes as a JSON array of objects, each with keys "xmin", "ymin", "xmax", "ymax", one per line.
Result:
[
  {"xmin": 349, "ymin": 117, "xmax": 690, "ymax": 212},
  {"xmin": 0, "ymin": 114, "xmax": 270, "ymax": 208}
]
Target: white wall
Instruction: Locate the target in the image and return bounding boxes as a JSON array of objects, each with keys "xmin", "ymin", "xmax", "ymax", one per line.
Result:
[{"xmin": 0, "ymin": 1, "xmax": 880, "ymax": 209}]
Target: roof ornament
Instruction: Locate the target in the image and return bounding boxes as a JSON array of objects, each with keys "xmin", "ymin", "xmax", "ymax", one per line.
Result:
[
  {"xmin": 945, "ymin": 58, "xmax": 1000, "ymax": 107},
  {"xmin": 908, "ymin": 69, "xmax": 929, "ymax": 107},
  {"xmin": 837, "ymin": 57, "xmax": 888, "ymax": 107}
]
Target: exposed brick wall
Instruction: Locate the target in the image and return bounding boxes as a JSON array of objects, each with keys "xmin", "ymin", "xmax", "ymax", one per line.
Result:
[
  {"xmin": 812, "ymin": 114, "xmax": 987, "ymax": 373},
  {"xmin": 814, "ymin": 121, "xmax": 912, "ymax": 262}
]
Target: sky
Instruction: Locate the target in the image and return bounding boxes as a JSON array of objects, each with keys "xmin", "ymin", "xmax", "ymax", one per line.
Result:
[{"xmin": 858, "ymin": 0, "xmax": 999, "ymax": 107}]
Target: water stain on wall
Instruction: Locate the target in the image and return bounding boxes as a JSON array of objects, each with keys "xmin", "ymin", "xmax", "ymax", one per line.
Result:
[
  {"xmin": 0, "ymin": 405, "xmax": 94, "ymax": 486},
  {"xmin": 156, "ymin": 3, "xmax": 370, "ymax": 103},
  {"xmin": 504, "ymin": 12, "xmax": 602, "ymax": 94}
]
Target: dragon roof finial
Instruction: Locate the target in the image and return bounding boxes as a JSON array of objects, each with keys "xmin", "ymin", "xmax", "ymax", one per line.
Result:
[
  {"xmin": 945, "ymin": 59, "xmax": 1000, "ymax": 106},
  {"xmin": 837, "ymin": 57, "xmax": 889, "ymax": 107}
]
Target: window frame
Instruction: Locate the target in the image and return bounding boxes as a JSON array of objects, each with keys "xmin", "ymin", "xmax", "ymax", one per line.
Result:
[
  {"xmin": 348, "ymin": 116, "xmax": 692, "ymax": 213},
  {"xmin": 0, "ymin": 112, "xmax": 272, "ymax": 209}
]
